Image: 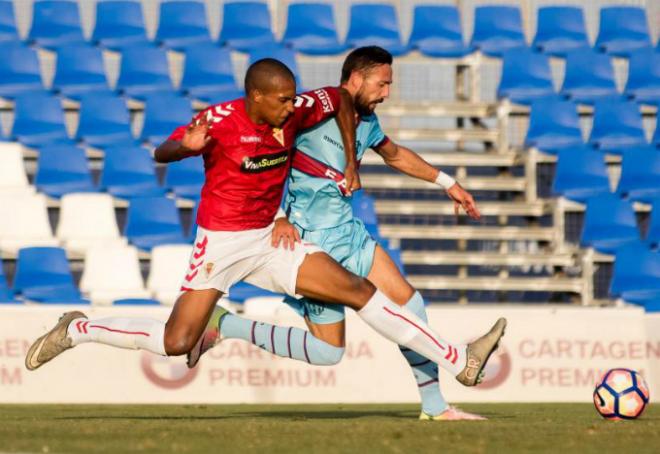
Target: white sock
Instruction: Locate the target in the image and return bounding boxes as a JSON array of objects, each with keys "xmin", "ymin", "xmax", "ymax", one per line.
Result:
[
  {"xmin": 357, "ymin": 290, "xmax": 466, "ymax": 376},
  {"xmin": 67, "ymin": 317, "xmax": 167, "ymax": 356}
]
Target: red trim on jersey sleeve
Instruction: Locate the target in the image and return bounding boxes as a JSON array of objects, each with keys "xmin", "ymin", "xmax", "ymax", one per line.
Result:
[
  {"xmin": 373, "ymin": 135, "xmax": 391, "ymax": 149},
  {"xmin": 293, "ymin": 86, "xmax": 342, "ymax": 131}
]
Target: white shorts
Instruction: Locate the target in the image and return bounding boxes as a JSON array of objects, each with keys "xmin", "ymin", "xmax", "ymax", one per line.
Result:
[{"xmin": 180, "ymin": 223, "xmax": 323, "ymax": 297}]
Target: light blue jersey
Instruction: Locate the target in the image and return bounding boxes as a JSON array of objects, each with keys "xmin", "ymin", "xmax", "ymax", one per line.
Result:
[{"xmin": 285, "ymin": 114, "xmax": 387, "ymax": 230}]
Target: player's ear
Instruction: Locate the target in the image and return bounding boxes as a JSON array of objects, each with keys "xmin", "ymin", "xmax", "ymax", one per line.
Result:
[{"xmin": 250, "ymin": 88, "xmax": 263, "ymax": 104}]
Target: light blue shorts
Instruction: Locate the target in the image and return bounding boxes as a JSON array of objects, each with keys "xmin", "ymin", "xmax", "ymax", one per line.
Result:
[{"xmin": 284, "ymin": 218, "xmax": 377, "ymax": 324}]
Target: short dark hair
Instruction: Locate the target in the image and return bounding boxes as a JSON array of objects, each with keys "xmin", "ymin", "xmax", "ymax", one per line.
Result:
[
  {"xmin": 244, "ymin": 58, "xmax": 296, "ymax": 93},
  {"xmin": 340, "ymin": 46, "xmax": 393, "ymax": 83}
]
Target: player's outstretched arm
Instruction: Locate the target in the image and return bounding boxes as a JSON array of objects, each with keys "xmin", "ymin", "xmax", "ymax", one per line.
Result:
[
  {"xmin": 335, "ymin": 88, "xmax": 361, "ymax": 196},
  {"xmin": 154, "ymin": 115, "xmax": 212, "ymax": 163}
]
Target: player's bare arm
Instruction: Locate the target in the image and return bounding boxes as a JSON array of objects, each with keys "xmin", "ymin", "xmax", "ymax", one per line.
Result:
[
  {"xmin": 374, "ymin": 139, "xmax": 481, "ymax": 220},
  {"xmin": 154, "ymin": 115, "xmax": 212, "ymax": 163},
  {"xmin": 335, "ymin": 87, "xmax": 361, "ymax": 196}
]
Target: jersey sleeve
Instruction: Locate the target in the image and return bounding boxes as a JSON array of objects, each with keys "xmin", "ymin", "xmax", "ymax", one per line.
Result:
[
  {"xmin": 292, "ymin": 86, "xmax": 342, "ymax": 131},
  {"xmin": 367, "ymin": 114, "xmax": 390, "ymax": 149}
]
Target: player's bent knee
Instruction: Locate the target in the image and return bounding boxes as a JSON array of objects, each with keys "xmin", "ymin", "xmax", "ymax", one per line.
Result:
[
  {"xmin": 163, "ymin": 330, "xmax": 196, "ymax": 356},
  {"xmin": 314, "ymin": 346, "xmax": 345, "ymax": 366}
]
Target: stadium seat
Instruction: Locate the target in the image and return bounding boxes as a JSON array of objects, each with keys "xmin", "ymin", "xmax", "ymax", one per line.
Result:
[
  {"xmin": 532, "ymin": 6, "xmax": 589, "ymax": 57},
  {"xmin": 165, "ymin": 156, "xmax": 204, "ymax": 200},
  {"xmin": 408, "ymin": 5, "xmax": 473, "ymax": 58},
  {"xmin": 470, "ymin": 5, "xmax": 526, "ymax": 57},
  {"xmin": 35, "ymin": 145, "xmax": 96, "ymax": 198},
  {"xmin": 186, "ymin": 200, "xmax": 199, "ymax": 242},
  {"xmin": 616, "ymin": 147, "xmax": 660, "ymax": 203},
  {"xmin": 80, "ymin": 245, "xmax": 151, "ymax": 305},
  {"xmin": 524, "ymin": 97, "xmax": 583, "ymax": 154},
  {"xmin": 595, "ymin": 6, "xmax": 652, "ymax": 57},
  {"xmin": 147, "ymin": 244, "xmax": 192, "ymax": 305},
  {"xmin": 249, "ymin": 45, "xmax": 303, "ymax": 89},
  {"xmin": 560, "ymin": 49, "xmax": 618, "ymax": 105},
  {"xmin": 113, "ymin": 298, "xmax": 160, "ymax": 305},
  {"xmin": 11, "ymin": 91, "xmax": 71, "ymax": 147},
  {"xmin": 76, "ymin": 93, "xmax": 136, "ymax": 148},
  {"xmin": 116, "ymin": 45, "xmax": 173, "ymax": 100},
  {"xmin": 0, "ymin": 143, "xmax": 34, "ymax": 195},
  {"xmin": 351, "ymin": 191, "xmax": 380, "ymax": 240},
  {"xmin": 552, "ymin": 147, "xmax": 610, "ymax": 203},
  {"xmin": 156, "ymin": 1, "xmax": 211, "ymax": 51},
  {"xmin": 0, "ymin": 260, "xmax": 18, "ymax": 303},
  {"xmin": 27, "ymin": 0, "xmax": 85, "ymax": 49},
  {"xmin": 13, "ymin": 247, "xmax": 87, "ymax": 303},
  {"xmin": 52, "ymin": 44, "xmax": 109, "ymax": 100},
  {"xmin": 646, "ymin": 198, "xmax": 660, "ymax": 246},
  {"xmin": 218, "ymin": 1, "xmax": 275, "ymax": 52},
  {"xmin": 345, "ymin": 4, "xmax": 409, "ymax": 56},
  {"xmin": 141, "ymin": 93, "xmax": 193, "ymax": 146},
  {"xmin": 580, "ymin": 194, "xmax": 639, "ymax": 254},
  {"xmin": 282, "ymin": 3, "xmax": 347, "ymax": 55},
  {"xmin": 496, "ymin": 48, "xmax": 555, "ymax": 105},
  {"xmin": 624, "ymin": 48, "xmax": 660, "ymax": 105},
  {"xmin": 91, "ymin": 0, "xmax": 150, "ymax": 51},
  {"xmin": 0, "ymin": 42, "xmax": 43, "ymax": 98},
  {"xmin": 124, "ymin": 196, "xmax": 186, "ymax": 250},
  {"xmin": 610, "ymin": 242, "xmax": 660, "ymax": 304},
  {"xmin": 179, "ymin": 44, "xmax": 242, "ymax": 103},
  {"xmin": 0, "ymin": 193, "xmax": 57, "ymax": 254},
  {"xmin": 588, "ymin": 98, "xmax": 646, "ymax": 152},
  {"xmin": 0, "ymin": 0, "xmax": 18, "ymax": 42},
  {"xmin": 56, "ymin": 193, "xmax": 126, "ymax": 255},
  {"xmin": 100, "ymin": 146, "xmax": 164, "ymax": 199}
]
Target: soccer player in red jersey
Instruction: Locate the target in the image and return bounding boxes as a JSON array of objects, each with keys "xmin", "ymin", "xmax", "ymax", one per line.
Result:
[{"xmin": 26, "ymin": 59, "xmax": 504, "ymax": 388}]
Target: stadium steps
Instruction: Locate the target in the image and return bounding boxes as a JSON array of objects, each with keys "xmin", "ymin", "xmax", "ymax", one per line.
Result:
[
  {"xmin": 375, "ymin": 200, "xmax": 551, "ymax": 217},
  {"xmin": 402, "ymin": 250, "xmax": 576, "ymax": 267},
  {"xmin": 389, "ymin": 128, "xmax": 499, "ymax": 143},
  {"xmin": 362, "ymin": 174, "xmax": 526, "ymax": 192},
  {"xmin": 361, "ymin": 151, "xmax": 521, "ymax": 167},
  {"xmin": 407, "ymin": 275, "xmax": 584, "ymax": 293},
  {"xmin": 379, "ymin": 225, "xmax": 557, "ymax": 241}
]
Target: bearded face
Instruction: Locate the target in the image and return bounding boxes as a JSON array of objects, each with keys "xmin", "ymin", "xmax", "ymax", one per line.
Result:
[{"xmin": 353, "ymin": 64, "xmax": 392, "ymax": 116}]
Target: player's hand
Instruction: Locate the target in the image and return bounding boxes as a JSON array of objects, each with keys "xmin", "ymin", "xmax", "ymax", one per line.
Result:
[
  {"xmin": 447, "ymin": 183, "xmax": 481, "ymax": 220},
  {"xmin": 344, "ymin": 162, "xmax": 361, "ymax": 196},
  {"xmin": 181, "ymin": 115, "xmax": 212, "ymax": 152},
  {"xmin": 272, "ymin": 217, "xmax": 301, "ymax": 251}
]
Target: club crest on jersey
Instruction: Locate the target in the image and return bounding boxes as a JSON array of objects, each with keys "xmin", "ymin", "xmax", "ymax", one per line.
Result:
[
  {"xmin": 204, "ymin": 262, "xmax": 214, "ymax": 278},
  {"xmin": 272, "ymin": 128, "xmax": 285, "ymax": 146},
  {"xmin": 241, "ymin": 150, "xmax": 288, "ymax": 173}
]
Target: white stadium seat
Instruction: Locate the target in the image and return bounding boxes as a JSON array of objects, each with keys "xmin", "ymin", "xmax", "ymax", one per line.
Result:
[
  {"xmin": 147, "ymin": 244, "xmax": 192, "ymax": 305},
  {"xmin": 56, "ymin": 193, "xmax": 127, "ymax": 255},
  {"xmin": 80, "ymin": 245, "xmax": 150, "ymax": 305},
  {"xmin": 0, "ymin": 193, "xmax": 58, "ymax": 254},
  {"xmin": 0, "ymin": 142, "xmax": 34, "ymax": 194}
]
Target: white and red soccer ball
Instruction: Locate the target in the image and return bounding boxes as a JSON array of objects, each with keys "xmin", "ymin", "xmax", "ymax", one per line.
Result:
[{"xmin": 593, "ymin": 368, "xmax": 650, "ymax": 420}]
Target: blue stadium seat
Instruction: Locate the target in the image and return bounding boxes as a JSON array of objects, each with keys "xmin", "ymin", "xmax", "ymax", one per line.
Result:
[
  {"xmin": 179, "ymin": 44, "xmax": 242, "ymax": 103},
  {"xmin": 560, "ymin": 48, "xmax": 618, "ymax": 105},
  {"xmin": 0, "ymin": 258, "xmax": 18, "ymax": 303},
  {"xmin": 28, "ymin": 0, "xmax": 85, "ymax": 49},
  {"xmin": 113, "ymin": 298, "xmax": 161, "ymax": 305},
  {"xmin": 647, "ymin": 199, "xmax": 660, "ymax": 247},
  {"xmin": 52, "ymin": 44, "xmax": 109, "ymax": 100},
  {"xmin": 218, "ymin": 1, "xmax": 275, "ymax": 52},
  {"xmin": 165, "ymin": 156, "xmax": 204, "ymax": 200},
  {"xmin": 0, "ymin": 42, "xmax": 43, "ymax": 98},
  {"xmin": 497, "ymin": 48, "xmax": 554, "ymax": 105},
  {"xmin": 552, "ymin": 147, "xmax": 610, "ymax": 203},
  {"xmin": 580, "ymin": 194, "xmax": 639, "ymax": 254},
  {"xmin": 282, "ymin": 3, "xmax": 347, "ymax": 55},
  {"xmin": 616, "ymin": 147, "xmax": 660, "ymax": 203},
  {"xmin": 100, "ymin": 146, "xmax": 164, "ymax": 199},
  {"xmin": 125, "ymin": 196, "xmax": 186, "ymax": 250},
  {"xmin": 156, "ymin": 1, "xmax": 212, "ymax": 51},
  {"xmin": 351, "ymin": 191, "xmax": 380, "ymax": 240},
  {"xmin": 11, "ymin": 91, "xmax": 71, "ymax": 147},
  {"xmin": 470, "ymin": 5, "xmax": 526, "ymax": 57},
  {"xmin": 91, "ymin": 0, "xmax": 150, "ymax": 51},
  {"xmin": 76, "ymin": 92, "xmax": 136, "ymax": 148},
  {"xmin": 595, "ymin": 6, "xmax": 652, "ymax": 57},
  {"xmin": 249, "ymin": 45, "xmax": 303, "ymax": 89},
  {"xmin": 186, "ymin": 200, "xmax": 199, "ymax": 242},
  {"xmin": 524, "ymin": 97, "xmax": 582, "ymax": 154},
  {"xmin": 0, "ymin": 0, "xmax": 18, "ymax": 42},
  {"xmin": 13, "ymin": 247, "xmax": 88, "ymax": 303},
  {"xmin": 141, "ymin": 93, "xmax": 193, "ymax": 146},
  {"xmin": 408, "ymin": 5, "xmax": 473, "ymax": 58},
  {"xmin": 35, "ymin": 145, "xmax": 95, "ymax": 198},
  {"xmin": 588, "ymin": 98, "xmax": 646, "ymax": 153},
  {"xmin": 228, "ymin": 281, "xmax": 278, "ymax": 303},
  {"xmin": 610, "ymin": 242, "xmax": 660, "ymax": 304},
  {"xmin": 624, "ymin": 48, "xmax": 660, "ymax": 105},
  {"xmin": 345, "ymin": 4, "xmax": 409, "ymax": 56},
  {"xmin": 532, "ymin": 6, "xmax": 589, "ymax": 57},
  {"xmin": 116, "ymin": 45, "xmax": 173, "ymax": 100}
]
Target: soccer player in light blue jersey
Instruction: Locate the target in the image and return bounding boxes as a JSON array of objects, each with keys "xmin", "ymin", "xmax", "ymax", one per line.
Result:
[{"xmin": 190, "ymin": 47, "xmax": 499, "ymax": 420}]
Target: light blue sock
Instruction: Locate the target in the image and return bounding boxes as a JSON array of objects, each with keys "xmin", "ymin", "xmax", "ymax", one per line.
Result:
[
  {"xmin": 220, "ymin": 313, "xmax": 344, "ymax": 366},
  {"xmin": 400, "ymin": 291, "xmax": 449, "ymax": 416}
]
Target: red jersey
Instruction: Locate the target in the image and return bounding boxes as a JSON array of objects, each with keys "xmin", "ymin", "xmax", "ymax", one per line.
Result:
[{"xmin": 168, "ymin": 87, "xmax": 342, "ymax": 231}]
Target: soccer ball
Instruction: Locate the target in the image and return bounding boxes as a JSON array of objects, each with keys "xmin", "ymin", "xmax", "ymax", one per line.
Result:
[{"xmin": 593, "ymin": 368, "xmax": 650, "ymax": 420}]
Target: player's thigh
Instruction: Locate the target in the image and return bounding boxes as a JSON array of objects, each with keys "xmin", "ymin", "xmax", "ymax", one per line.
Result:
[
  {"xmin": 367, "ymin": 244, "xmax": 415, "ymax": 306},
  {"xmin": 164, "ymin": 288, "xmax": 222, "ymax": 356},
  {"xmin": 304, "ymin": 317, "xmax": 346, "ymax": 348}
]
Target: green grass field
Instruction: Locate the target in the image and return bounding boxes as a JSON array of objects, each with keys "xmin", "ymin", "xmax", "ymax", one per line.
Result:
[{"xmin": 0, "ymin": 404, "xmax": 658, "ymax": 453}]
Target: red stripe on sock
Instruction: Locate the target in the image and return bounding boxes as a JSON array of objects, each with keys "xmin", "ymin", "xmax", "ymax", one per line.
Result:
[
  {"xmin": 382, "ymin": 306, "xmax": 446, "ymax": 351},
  {"xmin": 82, "ymin": 321, "xmax": 88, "ymax": 334},
  {"xmin": 451, "ymin": 347, "xmax": 459, "ymax": 365},
  {"xmin": 88, "ymin": 325, "xmax": 150, "ymax": 337},
  {"xmin": 444, "ymin": 345, "xmax": 454, "ymax": 361}
]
